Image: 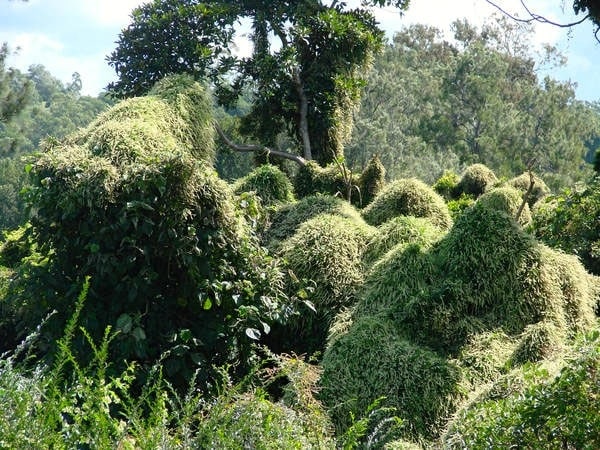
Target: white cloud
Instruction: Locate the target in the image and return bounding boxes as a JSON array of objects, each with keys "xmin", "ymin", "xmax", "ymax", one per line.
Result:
[
  {"xmin": 78, "ymin": 0, "xmax": 150, "ymax": 27},
  {"xmin": 1, "ymin": 31, "xmax": 114, "ymax": 96}
]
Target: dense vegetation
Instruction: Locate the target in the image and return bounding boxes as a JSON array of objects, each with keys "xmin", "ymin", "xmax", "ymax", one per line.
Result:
[{"xmin": 1, "ymin": 2, "xmax": 600, "ymax": 448}]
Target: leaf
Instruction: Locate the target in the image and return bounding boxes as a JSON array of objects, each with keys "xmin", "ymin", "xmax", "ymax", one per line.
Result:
[
  {"xmin": 261, "ymin": 321, "xmax": 271, "ymax": 334},
  {"xmin": 132, "ymin": 326, "xmax": 146, "ymax": 341},
  {"xmin": 116, "ymin": 313, "xmax": 133, "ymax": 334},
  {"xmin": 203, "ymin": 298, "xmax": 212, "ymax": 310},
  {"xmin": 245, "ymin": 327, "xmax": 261, "ymax": 340},
  {"xmin": 303, "ymin": 300, "xmax": 317, "ymax": 313}
]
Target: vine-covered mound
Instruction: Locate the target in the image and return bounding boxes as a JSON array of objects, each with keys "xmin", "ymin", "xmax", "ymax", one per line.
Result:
[
  {"xmin": 362, "ymin": 215, "xmax": 444, "ymax": 266},
  {"xmin": 233, "ymin": 164, "xmax": 295, "ymax": 208},
  {"xmin": 507, "ymin": 172, "xmax": 550, "ymax": 207},
  {"xmin": 361, "ymin": 178, "xmax": 452, "ymax": 230},
  {"xmin": 265, "ymin": 194, "xmax": 364, "ymax": 248},
  {"xmin": 320, "ymin": 201, "xmax": 598, "ymax": 441},
  {"xmin": 476, "ymin": 186, "xmax": 532, "ymax": 227},
  {"xmin": 11, "ymin": 75, "xmax": 288, "ymax": 386},
  {"xmin": 270, "ymin": 213, "xmax": 375, "ymax": 355},
  {"xmin": 455, "ymin": 163, "xmax": 498, "ymax": 198}
]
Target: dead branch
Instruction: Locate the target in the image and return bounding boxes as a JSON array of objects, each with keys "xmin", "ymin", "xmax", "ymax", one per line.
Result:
[{"xmin": 214, "ymin": 122, "xmax": 307, "ymax": 166}]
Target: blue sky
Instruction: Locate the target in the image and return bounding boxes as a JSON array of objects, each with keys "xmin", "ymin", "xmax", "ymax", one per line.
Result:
[{"xmin": 1, "ymin": 0, "xmax": 598, "ymax": 101}]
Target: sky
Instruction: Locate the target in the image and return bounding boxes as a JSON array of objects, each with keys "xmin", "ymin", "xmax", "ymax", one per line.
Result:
[{"xmin": 1, "ymin": 0, "xmax": 598, "ymax": 101}]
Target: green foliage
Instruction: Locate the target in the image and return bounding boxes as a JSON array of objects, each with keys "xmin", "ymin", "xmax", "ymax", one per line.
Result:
[
  {"xmin": 321, "ymin": 201, "xmax": 598, "ymax": 442},
  {"xmin": 455, "ymin": 163, "xmax": 498, "ymax": 198},
  {"xmin": 446, "ymin": 193, "xmax": 475, "ymax": 219},
  {"xmin": 433, "ymin": 170, "xmax": 459, "ymax": 200},
  {"xmin": 320, "ymin": 316, "xmax": 463, "ymax": 439},
  {"xmin": 0, "ymin": 223, "xmax": 33, "ymax": 268},
  {"xmin": 1, "ymin": 64, "xmax": 111, "ymax": 156},
  {"xmin": 196, "ymin": 389, "xmax": 334, "ymax": 449},
  {"xmin": 444, "ymin": 330, "xmax": 600, "ymax": 449},
  {"xmin": 0, "ymin": 43, "xmax": 33, "ymax": 124},
  {"xmin": 358, "ymin": 154, "xmax": 386, "ymax": 206},
  {"xmin": 533, "ymin": 177, "xmax": 600, "ymax": 276},
  {"xmin": 507, "ymin": 172, "xmax": 551, "ymax": 208},
  {"xmin": 294, "ymin": 161, "xmax": 360, "ymax": 200},
  {"xmin": 233, "ymin": 164, "xmax": 295, "ymax": 208},
  {"xmin": 347, "ymin": 18, "xmax": 599, "ymax": 188},
  {"xmin": 265, "ymin": 194, "xmax": 364, "ymax": 248},
  {"xmin": 476, "ymin": 186, "xmax": 532, "ymax": 227},
  {"xmin": 7, "ymin": 75, "xmax": 289, "ymax": 388},
  {"xmin": 363, "ymin": 216, "xmax": 444, "ymax": 266},
  {"xmin": 272, "ymin": 213, "xmax": 375, "ymax": 356},
  {"xmin": 362, "ymin": 178, "xmax": 452, "ymax": 230},
  {"xmin": 108, "ymin": 1, "xmax": 399, "ymax": 165}
]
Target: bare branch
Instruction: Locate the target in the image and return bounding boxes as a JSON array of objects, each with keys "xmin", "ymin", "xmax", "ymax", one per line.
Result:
[
  {"xmin": 214, "ymin": 122, "xmax": 307, "ymax": 166},
  {"xmin": 484, "ymin": 0, "xmax": 591, "ymax": 28}
]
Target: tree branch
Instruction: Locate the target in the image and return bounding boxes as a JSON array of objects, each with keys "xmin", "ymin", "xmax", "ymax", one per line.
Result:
[
  {"xmin": 484, "ymin": 0, "xmax": 591, "ymax": 28},
  {"xmin": 214, "ymin": 122, "xmax": 307, "ymax": 166}
]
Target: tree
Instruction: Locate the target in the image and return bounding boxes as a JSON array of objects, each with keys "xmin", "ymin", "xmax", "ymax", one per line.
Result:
[
  {"xmin": 107, "ymin": 0, "xmax": 409, "ymax": 166},
  {"xmin": 0, "ymin": 44, "xmax": 32, "ymax": 124},
  {"xmin": 346, "ymin": 17, "xmax": 600, "ymax": 189}
]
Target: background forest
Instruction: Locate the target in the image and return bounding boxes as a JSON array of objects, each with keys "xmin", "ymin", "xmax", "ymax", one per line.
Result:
[{"xmin": 1, "ymin": 0, "xmax": 600, "ymax": 448}]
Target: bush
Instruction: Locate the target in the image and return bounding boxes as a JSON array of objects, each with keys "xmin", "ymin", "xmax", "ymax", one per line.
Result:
[
  {"xmin": 361, "ymin": 178, "xmax": 452, "ymax": 230},
  {"xmin": 507, "ymin": 172, "xmax": 550, "ymax": 208},
  {"xmin": 233, "ymin": 164, "xmax": 295, "ymax": 208},
  {"xmin": 432, "ymin": 170, "xmax": 459, "ymax": 200},
  {"xmin": 270, "ymin": 213, "xmax": 375, "ymax": 355},
  {"xmin": 533, "ymin": 178, "xmax": 600, "ymax": 276},
  {"xmin": 358, "ymin": 154, "xmax": 386, "ymax": 206},
  {"xmin": 455, "ymin": 164, "xmax": 497, "ymax": 198},
  {"xmin": 363, "ymin": 216, "xmax": 443, "ymax": 266},
  {"xmin": 443, "ymin": 331, "xmax": 600, "ymax": 449},
  {"xmin": 321, "ymin": 201, "xmax": 598, "ymax": 442},
  {"xmin": 476, "ymin": 186, "xmax": 532, "ymax": 227},
  {"xmin": 8, "ymin": 75, "xmax": 290, "ymax": 388},
  {"xmin": 197, "ymin": 389, "xmax": 335, "ymax": 449},
  {"xmin": 265, "ymin": 194, "xmax": 364, "ymax": 248},
  {"xmin": 294, "ymin": 161, "xmax": 359, "ymax": 201},
  {"xmin": 320, "ymin": 316, "xmax": 463, "ymax": 439}
]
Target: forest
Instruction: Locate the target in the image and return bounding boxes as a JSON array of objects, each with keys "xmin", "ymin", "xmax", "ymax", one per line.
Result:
[{"xmin": 1, "ymin": 0, "xmax": 600, "ymax": 448}]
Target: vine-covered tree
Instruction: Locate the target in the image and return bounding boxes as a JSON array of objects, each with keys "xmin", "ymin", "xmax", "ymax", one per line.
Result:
[{"xmin": 107, "ymin": 0, "xmax": 409, "ymax": 166}]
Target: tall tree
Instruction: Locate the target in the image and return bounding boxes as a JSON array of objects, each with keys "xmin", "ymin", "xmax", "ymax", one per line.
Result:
[
  {"xmin": 346, "ymin": 17, "xmax": 600, "ymax": 188},
  {"xmin": 0, "ymin": 43, "xmax": 32, "ymax": 124},
  {"xmin": 107, "ymin": 0, "xmax": 409, "ymax": 166}
]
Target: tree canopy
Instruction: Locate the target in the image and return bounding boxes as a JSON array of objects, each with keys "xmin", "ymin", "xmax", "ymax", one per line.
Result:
[{"xmin": 107, "ymin": 0, "xmax": 409, "ymax": 166}]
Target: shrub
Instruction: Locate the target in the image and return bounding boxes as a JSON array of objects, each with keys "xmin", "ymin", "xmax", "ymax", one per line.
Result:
[
  {"xmin": 197, "ymin": 390, "xmax": 335, "ymax": 449},
  {"xmin": 294, "ymin": 161, "xmax": 358, "ymax": 200},
  {"xmin": 358, "ymin": 154, "xmax": 386, "ymax": 206},
  {"xmin": 321, "ymin": 201, "xmax": 598, "ymax": 442},
  {"xmin": 320, "ymin": 316, "xmax": 463, "ymax": 439},
  {"xmin": 233, "ymin": 164, "xmax": 295, "ymax": 208},
  {"xmin": 432, "ymin": 170, "xmax": 460, "ymax": 200},
  {"xmin": 533, "ymin": 178, "xmax": 600, "ymax": 276},
  {"xmin": 8, "ymin": 75, "xmax": 290, "ymax": 388},
  {"xmin": 265, "ymin": 194, "xmax": 364, "ymax": 248},
  {"xmin": 455, "ymin": 163, "xmax": 497, "ymax": 198},
  {"xmin": 0, "ymin": 224, "xmax": 34, "ymax": 268},
  {"xmin": 270, "ymin": 213, "xmax": 375, "ymax": 355},
  {"xmin": 507, "ymin": 172, "xmax": 550, "ymax": 207},
  {"xmin": 361, "ymin": 178, "xmax": 452, "ymax": 230},
  {"xmin": 476, "ymin": 186, "xmax": 532, "ymax": 227},
  {"xmin": 363, "ymin": 216, "xmax": 443, "ymax": 266},
  {"xmin": 443, "ymin": 331, "xmax": 600, "ymax": 449},
  {"xmin": 446, "ymin": 193, "xmax": 475, "ymax": 219}
]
